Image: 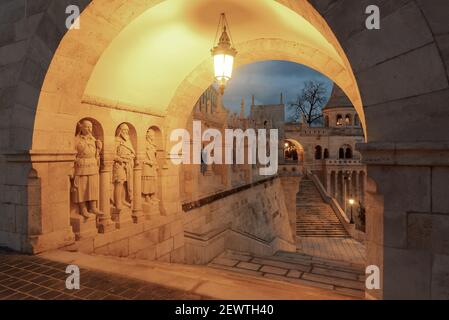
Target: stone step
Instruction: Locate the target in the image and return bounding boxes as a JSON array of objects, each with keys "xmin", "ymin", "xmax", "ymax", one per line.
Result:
[{"xmin": 296, "ymin": 178, "xmax": 349, "ymax": 239}]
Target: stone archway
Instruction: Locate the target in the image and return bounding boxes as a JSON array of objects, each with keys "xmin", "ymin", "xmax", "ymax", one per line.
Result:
[
  {"xmin": 284, "ymin": 138, "xmax": 305, "ymax": 165},
  {"xmin": 0, "ymin": 0, "xmax": 448, "ymax": 300}
]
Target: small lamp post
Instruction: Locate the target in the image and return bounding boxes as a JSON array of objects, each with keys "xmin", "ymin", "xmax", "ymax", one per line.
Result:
[
  {"xmin": 211, "ymin": 13, "xmax": 237, "ymax": 94},
  {"xmin": 349, "ymin": 198, "xmax": 355, "ymax": 224}
]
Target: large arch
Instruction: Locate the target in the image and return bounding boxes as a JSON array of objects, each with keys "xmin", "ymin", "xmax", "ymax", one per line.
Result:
[{"xmin": 1, "ymin": 0, "xmax": 449, "ymax": 300}]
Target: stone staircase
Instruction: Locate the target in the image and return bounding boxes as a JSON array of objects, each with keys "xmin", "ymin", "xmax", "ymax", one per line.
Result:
[
  {"xmin": 209, "ymin": 249, "xmax": 365, "ymax": 298},
  {"xmin": 296, "ymin": 177, "xmax": 348, "ymax": 238}
]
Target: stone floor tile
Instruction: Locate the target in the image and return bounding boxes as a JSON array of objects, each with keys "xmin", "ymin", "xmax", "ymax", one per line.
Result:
[
  {"xmin": 212, "ymin": 257, "xmax": 239, "ymax": 267},
  {"xmin": 208, "ymin": 263, "xmax": 263, "ymax": 277},
  {"xmin": 286, "ymin": 270, "xmax": 302, "ymax": 278},
  {"xmin": 260, "ymin": 265, "xmax": 288, "ymax": 276},
  {"xmin": 252, "ymin": 257, "xmax": 311, "ymax": 272},
  {"xmin": 311, "ymin": 266, "xmax": 359, "ymax": 280},
  {"xmin": 301, "ymin": 273, "xmax": 364, "ymax": 290},
  {"xmin": 236, "ymin": 261, "xmax": 261, "ymax": 271}
]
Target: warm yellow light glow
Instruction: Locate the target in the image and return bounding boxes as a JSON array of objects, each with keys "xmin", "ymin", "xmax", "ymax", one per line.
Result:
[
  {"xmin": 284, "ymin": 142, "xmax": 289, "ymax": 148},
  {"xmin": 84, "ymin": 0, "xmax": 346, "ymax": 112},
  {"xmin": 213, "ymin": 53, "xmax": 234, "ymax": 86},
  {"xmin": 349, "ymin": 199, "xmax": 355, "ymax": 205}
]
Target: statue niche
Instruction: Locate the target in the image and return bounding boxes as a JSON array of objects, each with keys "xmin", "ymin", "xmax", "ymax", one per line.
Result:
[
  {"xmin": 142, "ymin": 127, "xmax": 161, "ymax": 216},
  {"xmin": 113, "ymin": 123, "xmax": 136, "ymax": 212},
  {"xmin": 71, "ymin": 119, "xmax": 103, "ymax": 219}
]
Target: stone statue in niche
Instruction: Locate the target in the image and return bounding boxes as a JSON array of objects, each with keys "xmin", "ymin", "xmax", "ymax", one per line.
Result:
[
  {"xmin": 72, "ymin": 120, "xmax": 102, "ymax": 219},
  {"xmin": 142, "ymin": 128, "xmax": 159, "ymax": 204},
  {"xmin": 113, "ymin": 123, "xmax": 136, "ymax": 211}
]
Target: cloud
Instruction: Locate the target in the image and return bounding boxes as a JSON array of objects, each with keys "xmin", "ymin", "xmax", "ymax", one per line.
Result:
[{"xmin": 222, "ymin": 61, "xmax": 333, "ymax": 117}]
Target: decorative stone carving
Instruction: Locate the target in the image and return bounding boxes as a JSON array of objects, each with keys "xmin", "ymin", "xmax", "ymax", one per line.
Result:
[
  {"xmin": 142, "ymin": 128, "xmax": 160, "ymax": 216},
  {"xmin": 71, "ymin": 120, "xmax": 102, "ymax": 219},
  {"xmin": 113, "ymin": 123, "xmax": 136, "ymax": 212}
]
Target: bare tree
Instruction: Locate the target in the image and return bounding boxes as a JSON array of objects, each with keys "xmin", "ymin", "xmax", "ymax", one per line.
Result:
[{"xmin": 288, "ymin": 81, "xmax": 327, "ymax": 125}]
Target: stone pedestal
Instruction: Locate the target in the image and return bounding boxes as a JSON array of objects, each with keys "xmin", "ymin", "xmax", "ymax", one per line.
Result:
[
  {"xmin": 143, "ymin": 200, "xmax": 160, "ymax": 218},
  {"xmin": 111, "ymin": 207, "xmax": 133, "ymax": 229},
  {"xmin": 70, "ymin": 214, "xmax": 97, "ymax": 241}
]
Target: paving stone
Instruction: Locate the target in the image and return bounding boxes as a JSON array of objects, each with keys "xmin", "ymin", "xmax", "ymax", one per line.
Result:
[
  {"xmin": 39, "ymin": 289, "xmax": 64, "ymax": 300},
  {"xmin": 4, "ymin": 292, "xmax": 31, "ymax": 300},
  {"xmin": 0, "ymin": 249, "xmax": 206, "ymax": 300},
  {"xmin": 0, "ymin": 288, "xmax": 15, "ymax": 298},
  {"xmin": 286, "ymin": 270, "xmax": 302, "ymax": 278},
  {"xmin": 311, "ymin": 266, "xmax": 359, "ymax": 281},
  {"xmin": 212, "ymin": 257, "xmax": 239, "ymax": 267},
  {"xmin": 236, "ymin": 261, "xmax": 261, "ymax": 271},
  {"xmin": 301, "ymin": 272, "xmax": 364, "ymax": 290},
  {"xmin": 260, "ymin": 265, "xmax": 288, "ymax": 276},
  {"xmin": 224, "ymin": 252, "xmax": 253, "ymax": 262},
  {"xmin": 334, "ymin": 286, "xmax": 365, "ymax": 298},
  {"xmin": 208, "ymin": 263, "xmax": 263, "ymax": 277},
  {"xmin": 252, "ymin": 257, "xmax": 311, "ymax": 272},
  {"xmin": 263, "ymin": 273, "xmax": 334, "ymax": 291},
  {"xmin": 28, "ymin": 286, "xmax": 52, "ymax": 298}
]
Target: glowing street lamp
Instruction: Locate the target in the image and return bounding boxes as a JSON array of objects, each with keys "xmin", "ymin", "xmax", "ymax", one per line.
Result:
[
  {"xmin": 349, "ymin": 198, "xmax": 355, "ymax": 224},
  {"xmin": 211, "ymin": 13, "xmax": 237, "ymax": 94}
]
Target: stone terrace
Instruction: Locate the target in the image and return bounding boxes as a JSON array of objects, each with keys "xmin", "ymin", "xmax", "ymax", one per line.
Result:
[
  {"xmin": 209, "ymin": 250, "xmax": 366, "ymax": 298},
  {"xmin": 0, "ymin": 249, "xmax": 205, "ymax": 300}
]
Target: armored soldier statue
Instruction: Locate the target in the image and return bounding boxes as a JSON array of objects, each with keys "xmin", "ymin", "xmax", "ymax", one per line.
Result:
[
  {"xmin": 113, "ymin": 123, "xmax": 136, "ymax": 211},
  {"xmin": 142, "ymin": 128, "xmax": 159, "ymax": 203},
  {"xmin": 72, "ymin": 120, "xmax": 102, "ymax": 219}
]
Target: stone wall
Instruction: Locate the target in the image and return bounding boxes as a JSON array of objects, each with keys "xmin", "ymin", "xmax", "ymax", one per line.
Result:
[
  {"xmin": 70, "ymin": 215, "xmax": 185, "ymax": 263},
  {"xmin": 183, "ymin": 177, "xmax": 296, "ymax": 264}
]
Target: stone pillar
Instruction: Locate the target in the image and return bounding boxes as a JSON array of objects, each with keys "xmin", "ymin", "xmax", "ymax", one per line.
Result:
[
  {"xmin": 5, "ymin": 151, "xmax": 76, "ymax": 253},
  {"xmin": 358, "ymin": 142, "xmax": 449, "ymax": 300},
  {"xmin": 326, "ymin": 172, "xmax": 331, "ymax": 195},
  {"xmin": 132, "ymin": 155, "xmax": 144, "ymax": 223},
  {"xmin": 98, "ymin": 154, "xmax": 115, "ymax": 233}
]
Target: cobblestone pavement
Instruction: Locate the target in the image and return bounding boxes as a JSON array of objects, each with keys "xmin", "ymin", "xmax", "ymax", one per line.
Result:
[
  {"xmin": 0, "ymin": 249, "xmax": 207, "ymax": 300},
  {"xmin": 209, "ymin": 250, "xmax": 365, "ymax": 298},
  {"xmin": 296, "ymin": 237, "xmax": 366, "ymax": 265}
]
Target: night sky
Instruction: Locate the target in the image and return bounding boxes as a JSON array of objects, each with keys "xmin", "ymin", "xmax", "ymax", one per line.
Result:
[{"xmin": 222, "ymin": 60, "xmax": 334, "ymax": 119}]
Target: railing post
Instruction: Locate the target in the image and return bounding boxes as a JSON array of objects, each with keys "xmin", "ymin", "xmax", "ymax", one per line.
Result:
[
  {"xmin": 132, "ymin": 154, "xmax": 145, "ymax": 223},
  {"xmin": 98, "ymin": 152, "xmax": 115, "ymax": 233}
]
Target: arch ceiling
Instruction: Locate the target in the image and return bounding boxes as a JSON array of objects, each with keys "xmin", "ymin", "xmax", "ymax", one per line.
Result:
[
  {"xmin": 84, "ymin": 0, "xmax": 359, "ymax": 115},
  {"xmin": 34, "ymin": 0, "xmax": 365, "ymax": 149},
  {"xmin": 285, "ymin": 138, "xmax": 305, "ymax": 151}
]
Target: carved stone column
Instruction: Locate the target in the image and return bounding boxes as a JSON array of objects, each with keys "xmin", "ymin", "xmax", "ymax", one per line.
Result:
[
  {"xmin": 132, "ymin": 155, "xmax": 144, "ymax": 223},
  {"xmin": 98, "ymin": 153, "xmax": 115, "ymax": 233}
]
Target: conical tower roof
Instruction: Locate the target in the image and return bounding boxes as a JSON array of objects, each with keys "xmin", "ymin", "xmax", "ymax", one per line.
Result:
[{"xmin": 323, "ymin": 85, "xmax": 352, "ymax": 110}]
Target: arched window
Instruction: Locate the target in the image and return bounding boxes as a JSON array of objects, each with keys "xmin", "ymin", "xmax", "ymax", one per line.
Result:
[
  {"xmin": 339, "ymin": 148, "xmax": 344, "ymax": 159},
  {"xmin": 345, "ymin": 147, "xmax": 353, "ymax": 159},
  {"xmin": 292, "ymin": 149, "xmax": 298, "ymax": 161},
  {"xmin": 324, "ymin": 148, "xmax": 329, "ymax": 159},
  {"xmin": 336, "ymin": 114, "xmax": 343, "ymax": 126},
  {"xmin": 345, "ymin": 114, "xmax": 352, "ymax": 126},
  {"xmin": 315, "ymin": 145, "xmax": 322, "ymax": 160},
  {"xmin": 324, "ymin": 115, "xmax": 329, "ymax": 127}
]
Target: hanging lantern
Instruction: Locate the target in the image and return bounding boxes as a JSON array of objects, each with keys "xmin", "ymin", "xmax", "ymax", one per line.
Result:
[{"xmin": 211, "ymin": 13, "xmax": 237, "ymax": 94}]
